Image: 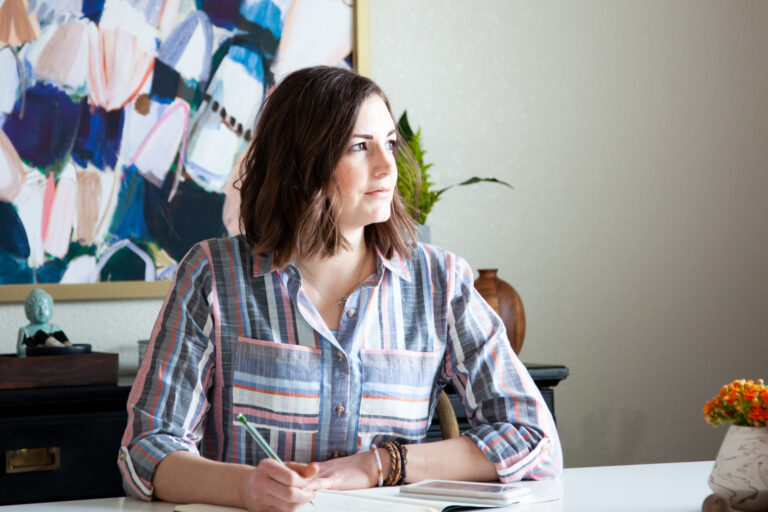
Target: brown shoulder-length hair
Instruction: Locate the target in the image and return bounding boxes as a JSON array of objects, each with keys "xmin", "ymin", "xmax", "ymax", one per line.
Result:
[{"xmin": 238, "ymin": 65, "xmax": 420, "ymax": 267}]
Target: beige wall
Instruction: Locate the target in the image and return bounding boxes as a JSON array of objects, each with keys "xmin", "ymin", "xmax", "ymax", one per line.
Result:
[
  {"xmin": 367, "ymin": 0, "xmax": 768, "ymax": 467},
  {"xmin": 1, "ymin": 0, "xmax": 767, "ymax": 468}
]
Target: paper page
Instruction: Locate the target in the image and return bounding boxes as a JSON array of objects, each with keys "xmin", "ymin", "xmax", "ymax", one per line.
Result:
[
  {"xmin": 310, "ymin": 491, "xmax": 438, "ymax": 511},
  {"xmin": 174, "ymin": 490, "xmax": 438, "ymax": 512},
  {"xmin": 174, "ymin": 483, "xmax": 560, "ymax": 512},
  {"xmin": 175, "ymin": 505, "xmax": 246, "ymax": 512}
]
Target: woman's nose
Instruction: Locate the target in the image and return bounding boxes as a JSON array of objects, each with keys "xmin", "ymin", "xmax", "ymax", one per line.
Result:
[{"xmin": 372, "ymin": 143, "xmax": 395, "ymax": 176}]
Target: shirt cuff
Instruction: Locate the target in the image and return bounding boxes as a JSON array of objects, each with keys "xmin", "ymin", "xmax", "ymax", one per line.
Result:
[
  {"xmin": 118, "ymin": 435, "xmax": 199, "ymax": 500},
  {"xmin": 464, "ymin": 425, "xmax": 562, "ymax": 481}
]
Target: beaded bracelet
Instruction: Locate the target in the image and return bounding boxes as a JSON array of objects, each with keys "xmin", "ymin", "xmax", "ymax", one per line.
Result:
[
  {"xmin": 370, "ymin": 444, "xmax": 384, "ymax": 487},
  {"xmin": 381, "ymin": 441, "xmax": 401, "ymax": 486},
  {"xmin": 388, "ymin": 442, "xmax": 401, "ymax": 486}
]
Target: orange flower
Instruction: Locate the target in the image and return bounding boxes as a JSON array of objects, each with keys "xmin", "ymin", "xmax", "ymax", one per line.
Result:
[
  {"xmin": 748, "ymin": 407, "xmax": 768, "ymax": 425},
  {"xmin": 704, "ymin": 378, "xmax": 768, "ymax": 427},
  {"xmin": 742, "ymin": 389, "xmax": 758, "ymax": 402}
]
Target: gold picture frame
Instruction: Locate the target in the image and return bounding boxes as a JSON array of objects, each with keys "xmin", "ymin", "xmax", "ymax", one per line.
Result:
[{"xmin": 1, "ymin": 1, "xmax": 371, "ymax": 303}]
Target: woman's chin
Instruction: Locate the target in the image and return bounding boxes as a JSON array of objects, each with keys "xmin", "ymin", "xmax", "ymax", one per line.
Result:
[{"xmin": 369, "ymin": 213, "xmax": 392, "ymax": 226}]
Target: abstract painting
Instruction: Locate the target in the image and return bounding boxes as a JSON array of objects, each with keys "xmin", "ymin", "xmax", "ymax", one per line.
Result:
[{"xmin": 0, "ymin": 0, "xmax": 365, "ymax": 301}]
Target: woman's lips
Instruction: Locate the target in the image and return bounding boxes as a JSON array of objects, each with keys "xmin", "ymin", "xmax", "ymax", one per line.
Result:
[{"xmin": 365, "ymin": 188, "xmax": 391, "ymax": 198}]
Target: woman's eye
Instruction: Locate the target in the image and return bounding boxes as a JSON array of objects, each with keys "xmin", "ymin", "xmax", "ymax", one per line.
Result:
[
  {"xmin": 350, "ymin": 142, "xmax": 367, "ymax": 151},
  {"xmin": 386, "ymin": 140, "xmax": 397, "ymax": 152}
]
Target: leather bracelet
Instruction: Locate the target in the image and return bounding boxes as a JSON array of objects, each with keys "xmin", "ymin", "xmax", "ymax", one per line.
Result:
[
  {"xmin": 370, "ymin": 444, "xmax": 384, "ymax": 487},
  {"xmin": 394, "ymin": 441, "xmax": 408, "ymax": 484}
]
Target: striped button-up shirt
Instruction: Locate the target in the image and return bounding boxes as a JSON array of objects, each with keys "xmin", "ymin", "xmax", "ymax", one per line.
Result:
[{"xmin": 119, "ymin": 235, "xmax": 561, "ymax": 499}]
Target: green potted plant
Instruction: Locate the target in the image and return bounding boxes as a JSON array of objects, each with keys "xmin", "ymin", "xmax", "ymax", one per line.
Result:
[{"xmin": 396, "ymin": 111, "xmax": 513, "ymax": 225}]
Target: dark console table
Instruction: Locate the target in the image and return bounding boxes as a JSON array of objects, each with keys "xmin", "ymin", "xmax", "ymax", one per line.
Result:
[
  {"xmin": 0, "ymin": 364, "xmax": 567, "ymax": 505},
  {"xmin": 0, "ymin": 383, "xmax": 131, "ymax": 505},
  {"xmin": 523, "ymin": 363, "xmax": 570, "ymax": 423}
]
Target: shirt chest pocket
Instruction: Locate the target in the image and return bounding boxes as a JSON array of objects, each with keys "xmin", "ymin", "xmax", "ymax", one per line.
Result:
[
  {"xmin": 233, "ymin": 337, "xmax": 321, "ymax": 433},
  {"xmin": 358, "ymin": 349, "xmax": 443, "ymax": 440}
]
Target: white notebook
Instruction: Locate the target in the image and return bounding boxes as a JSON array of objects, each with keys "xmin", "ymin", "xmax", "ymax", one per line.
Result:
[{"xmin": 174, "ymin": 487, "xmax": 534, "ymax": 512}]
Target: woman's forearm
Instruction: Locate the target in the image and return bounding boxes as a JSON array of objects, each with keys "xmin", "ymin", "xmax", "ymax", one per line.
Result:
[
  {"xmin": 153, "ymin": 438, "xmax": 498, "ymax": 505},
  {"xmin": 153, "ymin": 451, "xmax": 251, "ymax": 507},
  {"xmin": 153, "ymin": 450, "xmax": 324, "ymax": 510},
  {"xmin": 403, "ymin": 436, "xmax": 498, "ymax": 483},
  {"xmin": 308, "ymin": 436, "xmax": 498, "ymax": 492}
]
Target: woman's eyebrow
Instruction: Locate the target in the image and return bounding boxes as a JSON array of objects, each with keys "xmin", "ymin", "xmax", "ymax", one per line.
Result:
[{"xmin": 351, "ymin": 129, "xmax": 397, "ymax": 139}]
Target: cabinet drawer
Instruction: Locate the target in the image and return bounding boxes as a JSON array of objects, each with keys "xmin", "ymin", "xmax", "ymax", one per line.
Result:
[{"xmin": 0, "ymin": 411, "xmax": 127, "ymax": 505}]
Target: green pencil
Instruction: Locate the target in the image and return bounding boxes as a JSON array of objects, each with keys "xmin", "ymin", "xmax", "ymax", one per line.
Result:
[
  {"xmin": 237, "ymin": 413, "xmax": 284, "ymax": 464},
  {"xmin": 237, "ymin": 413, "xmax": 315, "ymax": 506}
]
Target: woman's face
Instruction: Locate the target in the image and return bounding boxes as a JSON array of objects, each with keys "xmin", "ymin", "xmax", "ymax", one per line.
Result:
[{"xmin": 332, "ymin": 94, "xmax": 398, "ymax": 234}]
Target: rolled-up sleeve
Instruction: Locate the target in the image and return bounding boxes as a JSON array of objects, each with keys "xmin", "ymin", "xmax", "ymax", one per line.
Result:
[
  {"xmin": 442, "ymin": 256, "xmax": 563, "ymax": 481},
  {"xmin": 118, "ymin": 243, "xmax": 217, "ymax": 499}
]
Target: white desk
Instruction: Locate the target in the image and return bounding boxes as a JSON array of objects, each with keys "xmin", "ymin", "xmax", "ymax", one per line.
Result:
[
  {"xmin": 0, "ymin": 461, "xmax": 714, "ymax": 511},
  {"xmin": 558, "ymin": 461, "xmax": 712, "ymax": 511}
]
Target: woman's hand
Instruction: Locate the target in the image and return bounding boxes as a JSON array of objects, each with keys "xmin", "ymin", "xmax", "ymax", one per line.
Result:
[
  {"xmin": 241, "ymin": 459, "xmax": 332, "ymax": 512},
  {"xmin": 313, "ymin": 449, "xmax": 384, "ymax": 490}
]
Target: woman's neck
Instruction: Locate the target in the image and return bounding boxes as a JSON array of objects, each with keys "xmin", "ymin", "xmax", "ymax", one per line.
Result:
[
  {"xmin": 298, "ymin": 241, "xmax": 371, "ymax": 291},
  {"xmin": 294, "ymin": 229, "xmax": 374, "ymax": 330},
  {"xmin": 298, "ymin": 227, "xmax": 367, "ymax": 276}
]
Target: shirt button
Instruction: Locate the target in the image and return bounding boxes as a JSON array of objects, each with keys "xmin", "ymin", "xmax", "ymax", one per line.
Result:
[
  {"xmin": 335, "ymin": 404, "xmax": 345, "ymax": 416},
  {"xmin": 332, "ymin": 450, "xmax": 342, "ymax": 458},
  {"xmin": 346, "ymin": 308, "xmax": 357, "ymax": 318},
  {"xmin": 336, "ymin": 350, "xmax": 344, "ymax": 361}
]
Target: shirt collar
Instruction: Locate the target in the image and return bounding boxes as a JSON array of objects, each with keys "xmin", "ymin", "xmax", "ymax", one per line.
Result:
[
  {"xmin": 251, "ymin": 249, "xmax": 280, "ymax": 277},
  {"xmin": 251, "ymin": 246, "xmax": 412, "ymax": 283},
  {"xmin": 375, "ymin": 245, "xmax": 412, "ymax": 282}
]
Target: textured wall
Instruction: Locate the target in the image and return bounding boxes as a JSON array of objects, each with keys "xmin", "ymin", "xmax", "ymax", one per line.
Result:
[{"xmin": 1, "ymin": 0, "xmax": 767, "ymax": 468}]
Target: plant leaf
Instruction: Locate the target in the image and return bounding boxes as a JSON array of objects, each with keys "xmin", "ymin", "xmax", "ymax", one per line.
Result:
[
  {"xmin": 395, "ymin": 112, "xmax": 513, "ymax": 225},
  {"xmin": 455, "ymin": 177, "xmax": 514, "ymax": 189},
  {"xmin": 397, "ymin": 111, "xmax": 415, "ymax": 139}
]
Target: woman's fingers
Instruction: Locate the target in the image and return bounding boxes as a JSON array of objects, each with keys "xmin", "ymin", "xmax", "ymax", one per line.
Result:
[
  {"xmin": 284, "ymin": 461, "xmax": 333, "ymax": 491},
  {"xmin": 286, "ymin": 461, "xmax": 319, "ymax": 479},
  {"xmin": 261, "ymin": 459, "xmax": 311, "ymax": 488},
  {"xmin": 305, "ymin": 477, "xmax": 334, "ymax": 492},
  {"xmin": 263, "ymin": 481, "xmax": 312, "ymax": 505},
  {"xmin": 244, "ymin": 460, "xmax": 316, "ymax": 512}
]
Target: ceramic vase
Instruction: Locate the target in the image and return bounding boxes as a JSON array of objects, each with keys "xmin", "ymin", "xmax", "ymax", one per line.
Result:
[
  {"xmin": 473, "ymin": 269, "xmax": 526, "ymax": 355},
  {"xmin": 708, "ymin": 425, "xmax": 768, "ymax": 511}
]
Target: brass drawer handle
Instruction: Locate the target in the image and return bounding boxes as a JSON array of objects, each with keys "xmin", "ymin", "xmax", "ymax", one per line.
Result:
[{"xmin": 5, "ymin": 447, "xmax": 61, "ymax": 473}]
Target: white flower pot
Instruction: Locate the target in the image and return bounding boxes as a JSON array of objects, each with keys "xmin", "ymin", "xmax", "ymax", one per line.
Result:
[{"xmin": 708, "ymin": 425, "xmax": 768, "ymax": 511}]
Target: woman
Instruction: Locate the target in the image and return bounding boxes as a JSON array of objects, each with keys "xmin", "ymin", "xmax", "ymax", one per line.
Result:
[{"xmin": 119, "ymin": 66, "xmax": 561, "ymax": 512}]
